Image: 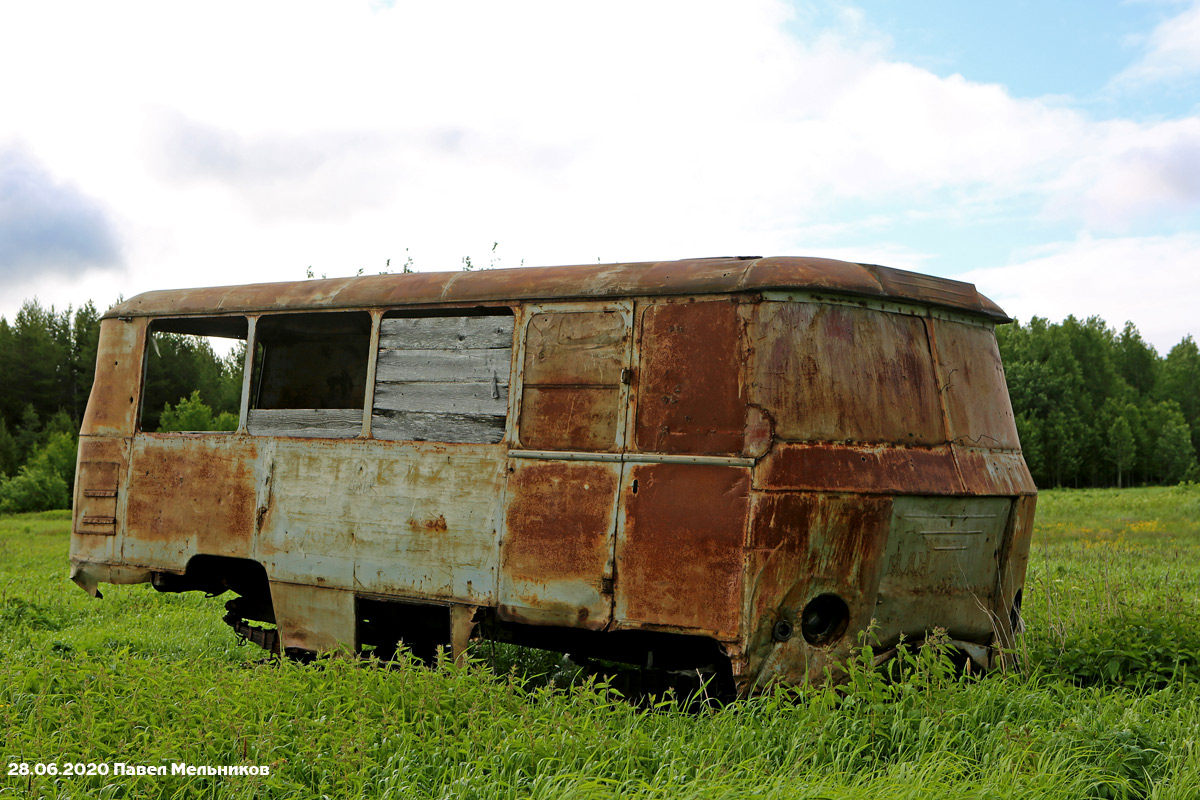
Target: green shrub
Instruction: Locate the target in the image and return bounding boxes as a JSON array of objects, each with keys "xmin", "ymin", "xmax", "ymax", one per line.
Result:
[
  {"xmin": 0, "ymin": 460, "xmax": 69, "ymax": 512},
  {"xmin": 159, "ymin": 390, "xmax": 238, "ymax": 432}
]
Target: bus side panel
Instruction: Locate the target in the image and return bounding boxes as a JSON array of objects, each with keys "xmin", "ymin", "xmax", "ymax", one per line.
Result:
[
  {"xmin": 612, "ymin": 463, "xmax": 749, "ymax": 640},
  {"xmin": 926, "ymin": 319, "xmax": 1021, "ymax": 450},
  {"xmin": 632, "ymin": 300, "xmax": 747, "ymax": 456},
  {"xmin": 498, "ymin": 459, "xmax": 620, "ymax": 630},
  {"xmin": 255, "ymin": 438, "xmax": 506, "ymax": 605},
  {"xmin": 123, "ymin": 435, "xmax": 259, "ymax": 570},
  {"xmin": 70, "ymin": 435, "xmax": 131, "ymax": 587}
]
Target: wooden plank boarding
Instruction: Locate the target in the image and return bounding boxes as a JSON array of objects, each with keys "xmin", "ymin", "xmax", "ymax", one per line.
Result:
[
  {"xmin": 373, "ymin": 314, "xmax": 513, "ymax": 443},
  {"xmin": 372, "ymin": 381, "xmax": 508, "ymax": 417},
  {"xmin": 372, "ymin": 411, "xmax": 506, "ymax": 443},
  {"xmin": 379, "ymin": 316, "xmax": 514, "ymax": 350},
  {"xmin": 247, "ymin": 408, "xmax": 363, "ymax": 438},
  {"xmin": 375, "ymin": 349, "xmax": 511, "ymax": 384}
]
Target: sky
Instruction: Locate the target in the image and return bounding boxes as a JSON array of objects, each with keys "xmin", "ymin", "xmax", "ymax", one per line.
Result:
[{"xmin": 1, "ymin": 0, "xmax": 1198, "ymax": 354}]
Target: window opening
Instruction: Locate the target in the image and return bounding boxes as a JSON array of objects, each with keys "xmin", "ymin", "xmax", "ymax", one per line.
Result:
[
  {"xmin": 372, "ymin": 308, "xmax": 514, "ymax": 444},
  {"xmin": 247, "ymin": 311, "xmax": 371, "ymax": 438},
  {"xmin": 141, "ymin": 317, "xmax": 248, "ymax": 433}
]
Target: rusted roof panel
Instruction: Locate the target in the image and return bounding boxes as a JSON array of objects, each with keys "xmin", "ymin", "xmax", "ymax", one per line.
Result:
[{"xmin": 106, "ymin": 256, "xmax": 1010, "ymax": 322}]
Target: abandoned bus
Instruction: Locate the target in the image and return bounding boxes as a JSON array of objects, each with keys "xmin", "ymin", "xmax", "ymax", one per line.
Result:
[{"xmin": 70, "ymin": 256, "xmax": 1035, "ymax": 694}]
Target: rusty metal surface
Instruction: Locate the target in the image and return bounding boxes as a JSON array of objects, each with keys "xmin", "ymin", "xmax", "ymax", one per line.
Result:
[
  {"xmin": 871, "ymin": 495, "xmax": 1013, "ymax": 646},
  {"xmin": 116, "ymin": 434, "xmax": 507, "ymax": 605},
  {"xmin": 613, "ymin": 463, "xmax": 749, "ymax": 639},
  {"xmin": 633, "ymin": 301, "xmax": 746, "ymax": 455},
  {"xmin": 758, "ymin": 442, "xmax": 1035, "ymax": 496},
  {"xmin": 70, "ymin": 436, "xmax": 129, "ymax": 567},
  {"xmin": 518, "ymin": 309, "xmax": 631, "ymax": 452},
  {"xmin": 927, "ymin": 318, "xmax": 1022, "ymax": 450},
  {"xmin": 519, "ymin": 388, "xmax": 621, "ymax": 451},
  {"xmin": 523, "ymin": 311, "xmax": 626, "ymax": 385},
  {"xmin": 744, "ymin": 492, "xmax": 892, "ymax": 688},
  {"xmin": 104, "ymin": 257, "xmax": 1011, "ymax": 323},
  {"xmin": 258, "ymin": 438, "xmax": 506, "ymax": 604},
  {"xmin": 758, "ymin": 442, "xmax": 962, "ymax": 494},
  {"xmin": 74, "ymin": 263, "xmax": 1036, "ymax": 691},
  {"xmin": 751, "ymin": 301, "xmax": 945, "ymax": 446},
  {"xmin": 269, "ymin": 581, "xmax": 357, "ymax": 654},
  {"xmin": 124, "ymin": 436, "xmax": 259, "ymax": 570},
  {"xmin": 953, "ymin": 448, "xmax": 1037, "ymax": 496},
  {"xmin": 998, "ymin": 493, "xmax": 1038, "ymax": 646},
  {"xmin": 75, "ymin": 460, "xmax": 119, "ymax": 535},
  {"xmin": 81, "ymin": 318, "xmax": 146, "ymax": 437},
  {"xmin": 499, "ymin": 460, "xmax": 620, "ymax": 630}
]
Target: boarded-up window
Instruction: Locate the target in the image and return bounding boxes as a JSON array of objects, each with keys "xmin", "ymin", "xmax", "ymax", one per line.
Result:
[
  {"xmin": 519, "ymin": 311, "xmax": 629, "ymax": 452},
  {"xmin": 372, "ymin": 311, "xmax": 514, "ymax": 443},
  {"xmin": 247, "ymin": 311, "xmax": 371, "ymax": 438}
]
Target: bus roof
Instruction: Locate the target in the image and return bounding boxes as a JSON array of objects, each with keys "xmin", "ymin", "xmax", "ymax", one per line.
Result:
[{"xmin": 105, "ymin": 256, "xmax": 1010, "ymax": 322}]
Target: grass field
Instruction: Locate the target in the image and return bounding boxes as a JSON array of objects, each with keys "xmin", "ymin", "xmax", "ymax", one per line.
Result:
[{"xmin": 2, "ymin": 486, "xmax": 1199, "ymax": 799}]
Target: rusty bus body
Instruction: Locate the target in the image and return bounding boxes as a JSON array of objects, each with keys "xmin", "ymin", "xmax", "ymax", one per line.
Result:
[{"xmin": 70, "ymin": 256, "xmax": 1035, "ymax": 694}]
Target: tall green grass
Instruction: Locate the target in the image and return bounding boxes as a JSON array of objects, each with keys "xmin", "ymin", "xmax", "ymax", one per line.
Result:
[{"xmin": 2, "ymin": 486, "xmax": 1199, "ymax": 799}]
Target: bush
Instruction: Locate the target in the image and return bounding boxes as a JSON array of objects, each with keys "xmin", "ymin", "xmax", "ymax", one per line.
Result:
[
  {"xmin": 0, "ymin": 461, "xmax": 69, "ymax": 512},
  {"xmin": 159, "ymin": 390, "xmax": 237, "ymax": 432}
]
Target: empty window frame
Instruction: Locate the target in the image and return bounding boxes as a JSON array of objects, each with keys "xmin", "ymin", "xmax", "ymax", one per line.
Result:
[
  {"xmin": 141, "ymin": 316, "xmax": 248, "ymax": 433},
  {"xmin": 247, "ymin": 311, "xmax": 371, "ymax": 438},
  {"xmin": 372, "ymin": 309, "xmax": 514, "ymax": 444}
]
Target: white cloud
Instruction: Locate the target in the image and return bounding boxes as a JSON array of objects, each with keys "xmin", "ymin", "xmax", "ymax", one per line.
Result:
[
  {"xmin": 960, "ymin": 233, "xmax": 1200, "ymax": 354},
  {"xmin": 0, "ymin": 0, "xmax": 1196, "ymax": 337},
  {"xmin": 1114, "ymin": 1, "xmax": 1200, "ymax": 85}
]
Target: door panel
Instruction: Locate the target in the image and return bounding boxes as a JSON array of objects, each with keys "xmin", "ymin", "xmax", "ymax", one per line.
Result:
[
  {"xmin": 502, "ymin": 303, "xmax": 632, "ymax": 627},
  {"xmin": 613, "ymin": 462, "xmax": 750, "ymax": 639},
  {"xmin": 498, "ymin": 460, "xmax": 621, "ymax": 629}
]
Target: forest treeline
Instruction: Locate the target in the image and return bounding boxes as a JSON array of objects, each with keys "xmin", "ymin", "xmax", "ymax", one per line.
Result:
[
  {"xmin": 998, "ymin": 317, "xmax": 1199, "ymax": 488},
  {"xmin": 0, "ymin": 298, "xmax": 1197, "ymax": 512},
  {"xmin": 0, "ymin": 299, "xmax": 242, "ymax": 512}
]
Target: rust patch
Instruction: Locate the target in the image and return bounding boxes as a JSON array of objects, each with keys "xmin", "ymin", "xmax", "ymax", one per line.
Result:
[
  {"xmin": 519, "ymin": 387, "xmax": 621, "ymax": 452},
  {"xmin": 269, "ymin": 581, "xmax": 357, "ymax": 654},
  {"xmin": 124, "ymin": 436, "xmax": 259, "ymax": 564},
  {"xmin": 743, "ymin": 405, "xmax": 774, "ymax": 458},
  {"xmin": 520, "ymin": 386, "xmax": 624, "ymax": 453},
  {"xmin": 519, "ymin": 310, "xmax": 629, "ymax": 452},
  {"xmin": 634, "ymin": 301, "xmax": 746, "ymax": 455},
  {"xmin": 106, "ymin": 257, "xmax": 1009, "ymax": 322},
  {"xmin": 524, "ymin": 311, "xmax": 626, "ymax": 385},
  {"xmin": 408, "ymin": 514, "xmax": 448, "ymax": 533},
  {"xmin": 928, "ymin": 319, "xmax": 1021, "ymax": 450},
  {"xmin": 750, "ymin": 302, "xmax": 944, "ymax": 446},
  {"xmin": 758, "ymin": 442, "xmax": 964, "ymax": 495},
  {"xmin": 999, "ymin": 493, "xmax": 1037, "ymax": 633},
  {"xmin": 81, "ymin": 318, "xmax": 146, "ymax": 437},
  {"xmin": 74, "ymin": 437, "xmax": 129, "ymax": 539},
  {"xmin": 614, "ymin": 463, "xmax": 749, "ymax": 638},
  {"xmin": 954, "ymin": 447, "xmax": 1037, "ymax": 496},
  {"xmin": 500, "ymin": 460, "xmax": 619, "ymax": 629},
  {"xmin": 743, "ymin": 492, "xmax": 893, "ymax": 685}
]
